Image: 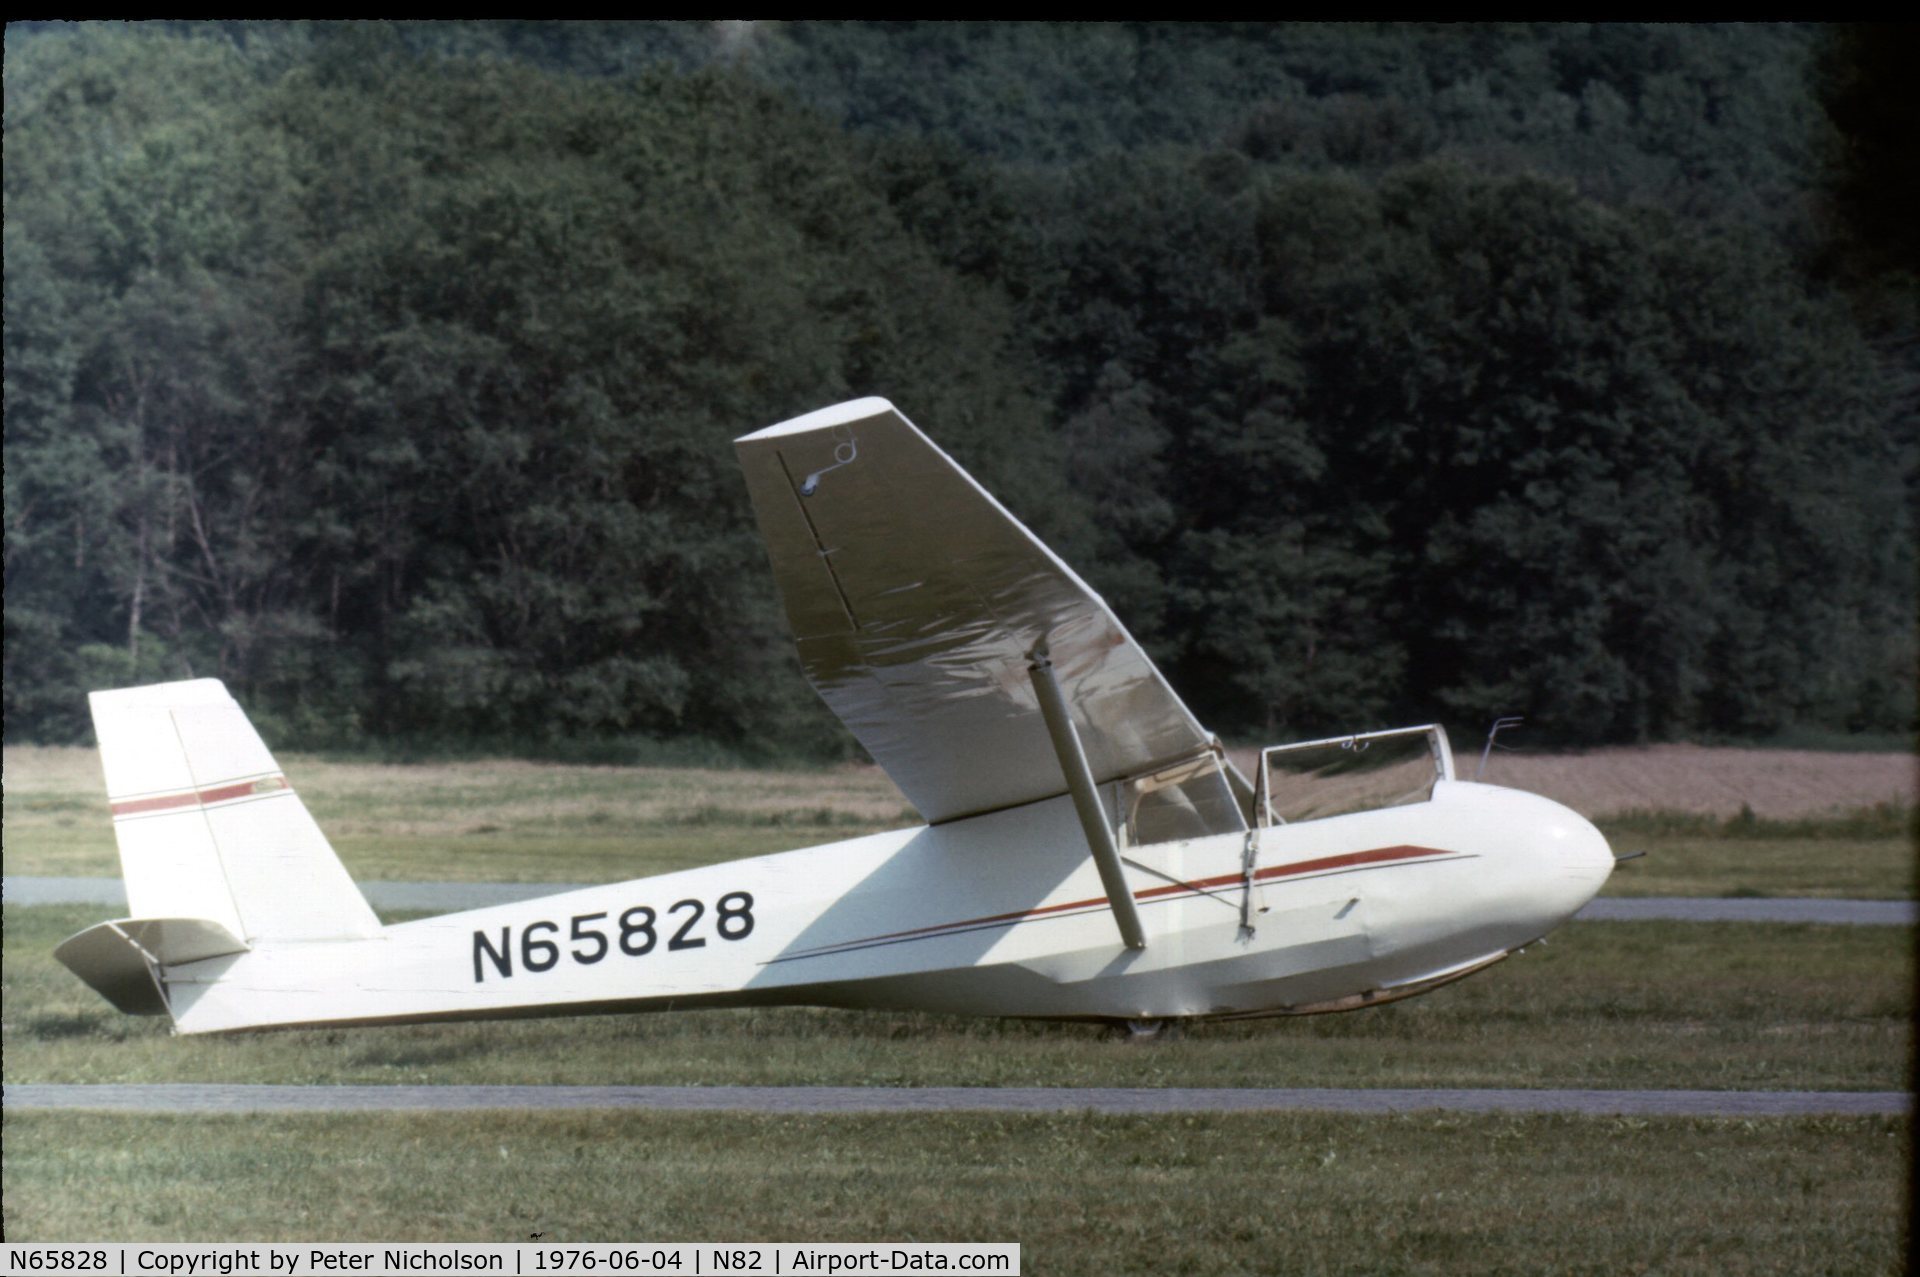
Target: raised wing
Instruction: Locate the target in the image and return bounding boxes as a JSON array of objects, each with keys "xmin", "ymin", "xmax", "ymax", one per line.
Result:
[{"xmin": 736, "ymin": 398, "xmax": 1239, "ymax": 826}]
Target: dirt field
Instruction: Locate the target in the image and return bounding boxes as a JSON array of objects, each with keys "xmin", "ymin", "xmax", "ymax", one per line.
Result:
[
  {"xmin": 1467, "ymin": 745, "xmax": 1913, "ymax": 819},
  {"xmin": 8, "ymin": 740, "xmax": 1915, "ymax": 834},
  {"xmin": 1225, "ymin": 742, "xmax": 1912, "ymax": 819}
]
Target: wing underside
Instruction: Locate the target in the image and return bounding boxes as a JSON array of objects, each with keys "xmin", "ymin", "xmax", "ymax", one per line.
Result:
[{"xmin": 736, "ymin": 398, "xmax": 1244, "ymax": 828}]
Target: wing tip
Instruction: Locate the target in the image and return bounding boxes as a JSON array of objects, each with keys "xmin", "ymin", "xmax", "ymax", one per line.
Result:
[
  {"xmin": 88, "ymin": 678, "xmax": 233, "ymax": 712},
  {"xmin": 736, "ymin": 397, "xmax": 898, "ymax": 444}
]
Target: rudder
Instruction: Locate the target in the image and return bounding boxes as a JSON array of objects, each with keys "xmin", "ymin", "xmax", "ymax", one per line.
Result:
[{"xmin": 89, "ymin": 679, "xmax": 381, "ymax": 944}]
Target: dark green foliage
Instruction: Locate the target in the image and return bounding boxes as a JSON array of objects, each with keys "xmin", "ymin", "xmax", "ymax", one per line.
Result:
[
  {"xmin": 1257, "ymin": 169, "xmax": 1911, "ymax": 739},
  {"xmin": 1815, "ymin": 23, "xmax": 1920, "ymax": 298},
  {"xmin": 4, "ymin": 23, "xmax": 1912, "ymax": 751}
]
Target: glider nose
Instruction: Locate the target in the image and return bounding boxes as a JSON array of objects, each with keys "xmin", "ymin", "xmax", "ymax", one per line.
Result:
[{"xmin": 1536, "ymin": 800, "xmax": 1613, "ymax": 918}]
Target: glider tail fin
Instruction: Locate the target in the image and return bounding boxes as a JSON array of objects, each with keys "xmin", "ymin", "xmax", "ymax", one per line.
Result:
[{"xmin": 85, "ymin": 678, "xmax": 381, "ymax": 946}]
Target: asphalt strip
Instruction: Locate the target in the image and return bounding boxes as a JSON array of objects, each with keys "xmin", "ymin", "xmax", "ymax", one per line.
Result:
[
  {"xmin": 2, "ymin": 1083, "xmax": 1909, "ymax": 1117},
  {"xmin": 5, "ymin": 877, "xmax": 1915, "ymax": 924}
]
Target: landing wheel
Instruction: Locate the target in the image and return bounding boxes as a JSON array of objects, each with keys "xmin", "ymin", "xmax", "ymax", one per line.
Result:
[{"xmin": 1106, "ymin": 1017, "xmax": 1186, "ymax": 1044}]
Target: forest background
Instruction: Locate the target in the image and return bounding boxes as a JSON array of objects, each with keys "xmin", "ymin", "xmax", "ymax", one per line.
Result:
[{"xmin": 5, "ymin": 21, "xmax": 1915, "ymax": 758}]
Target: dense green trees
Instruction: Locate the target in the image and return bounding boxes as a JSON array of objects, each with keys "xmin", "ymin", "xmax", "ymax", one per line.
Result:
[{"xmin": 5, "ymin": 23, "xmax": 1912, "ymax": 752}]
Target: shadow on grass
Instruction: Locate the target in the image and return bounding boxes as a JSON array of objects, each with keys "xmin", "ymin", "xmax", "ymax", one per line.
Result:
[
  {"xmin": 347, "ymin": 1035, "xmax": 495, "ymax": 1069},
  {"xmin": 23, "ymin": 1012, "xmax": 121, "ymax": 1040}
]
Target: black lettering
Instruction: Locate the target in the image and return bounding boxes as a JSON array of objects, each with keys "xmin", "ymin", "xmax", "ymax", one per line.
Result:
[
  {"xmin": 620, "ymin": 905, "xmax": 657, "ymax": 956},
  {"xmin": 716, "ymin": 891, "xmax": 755, "ymax": 941},
  {"xmin": 570, "ymin": 912, "xmax": 609, "ymax": 964},
  {"xmin": 522, "ymin": 920, "xmax": 560, "ymax": 972},
  {"xmin": 474, "ymin": 927, "xmax": 512, "ymax": 982},
  {"xmin": 668, "ymin": 898, "xmax": 706, "ymax": 950}
]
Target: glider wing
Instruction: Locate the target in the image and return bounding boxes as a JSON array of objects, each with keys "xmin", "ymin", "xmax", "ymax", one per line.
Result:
[{"xmin": 736, "ymin": 398, "xmax": 1240, "ymax": 827}]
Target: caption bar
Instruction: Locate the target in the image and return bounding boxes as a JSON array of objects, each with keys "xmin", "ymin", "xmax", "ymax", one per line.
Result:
[{"xmin": 1, "ymin": 1246, "xmax": 1018, "ymax": 1277}]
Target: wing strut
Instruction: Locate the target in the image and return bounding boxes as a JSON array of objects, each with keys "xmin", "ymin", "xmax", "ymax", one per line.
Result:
[{"xmin": 1029, "ymin": 653, "xmax": 1148, "ymax": 950}]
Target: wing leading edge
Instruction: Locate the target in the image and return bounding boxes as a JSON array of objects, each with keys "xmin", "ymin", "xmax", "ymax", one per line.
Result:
[{"xmin": 736, "ymin": 398, "xmax": 1239, "ymax": 826}]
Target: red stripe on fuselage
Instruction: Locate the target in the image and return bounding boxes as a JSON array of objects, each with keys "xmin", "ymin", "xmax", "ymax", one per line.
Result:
[
  {"xmin": 784, "ymin": 843, "xmax": 1455, "ymax": 959},
  {"xmin": 1251, "ymin": 843, "xmax": 1443, "ymax": 884}
]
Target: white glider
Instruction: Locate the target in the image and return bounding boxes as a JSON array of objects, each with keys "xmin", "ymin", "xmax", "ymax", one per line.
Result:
[{"xmin": 57, "ymin": 398, "xmax": 1613, "ymax": 1033}]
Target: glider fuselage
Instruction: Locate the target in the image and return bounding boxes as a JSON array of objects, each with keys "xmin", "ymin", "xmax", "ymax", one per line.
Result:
[{"xmin": 160, "ymin": 779, "xmax": 1609, "ymax": 1034}]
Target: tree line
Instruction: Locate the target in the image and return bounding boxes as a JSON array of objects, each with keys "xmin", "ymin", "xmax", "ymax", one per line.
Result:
[{"xmin": 5, "ymin": 23, "xmax": 1913, "ymax": 754}]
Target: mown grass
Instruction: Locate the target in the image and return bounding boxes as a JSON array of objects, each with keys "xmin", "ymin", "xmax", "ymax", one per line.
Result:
[
  {"xmin": 1600, "ymin": 804, "xmax": 1914, "ymax": 840},
  {"xmin": 1598, "ymin": 836, "xmax": 1914, "ymax": 899},
  {"xmin": 1, "ymin": 746, "xmax": 914, "ymax": 881},
  {"xmin": 2, "ymin": 1110, "xmax": 1906, "ymax": 1275},
  {"xmin": 1594, "ymin": 804, "xmax": 1916, "ymax": 899},
  {"xmin": 6, "ymin": 746, "xmax": 1914, "ymax": 897},
  {"xmin": 8, "ymin": 750, "xmax": 1909, "ymax": 1270},
  {"xmin": 6, "ymin": 905, "xmax": 1908, "ymax": 1091}
]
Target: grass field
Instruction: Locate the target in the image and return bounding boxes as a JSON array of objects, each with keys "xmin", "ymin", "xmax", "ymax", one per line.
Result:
[
  {"xmin": 1595, "ymin": 805, "xmax": 1914, "ymax": 899},
  {"xmin": 6, "ymin": 905, "xmax": 1908, "ymax": 1091},
  {"xmin": 2, "ymin": 1110, "xmax": 1907, "ymax": 1274},
  {"xmin": 3, "ymin": 744, "xmax": 1911, "ymax": 1265},
  {"xmin": 2, "ymin": 747, "xmax": 917, "ymax": 882},
  {"xmin": 4, "ymin": 745, "xmax": 1914, "ymax": 896}
]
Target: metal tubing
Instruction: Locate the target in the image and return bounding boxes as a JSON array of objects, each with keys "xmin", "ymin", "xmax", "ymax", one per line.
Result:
[{"xmin": 1029, "ymin": 655, "xmax": 1147, "ymax": 950}]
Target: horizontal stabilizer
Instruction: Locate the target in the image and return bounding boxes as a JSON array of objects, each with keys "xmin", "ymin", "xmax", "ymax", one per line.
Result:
[{"xmin": 54, "ymin": 917, "xmax": 248, "ymax": 1016}]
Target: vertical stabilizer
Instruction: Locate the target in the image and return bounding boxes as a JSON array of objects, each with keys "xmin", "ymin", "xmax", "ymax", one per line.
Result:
[{"xmin": 89, "ymin": 680, "xmax": 381, "ymax": 943}]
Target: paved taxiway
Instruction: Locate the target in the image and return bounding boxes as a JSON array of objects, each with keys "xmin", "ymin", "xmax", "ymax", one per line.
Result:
[
  {"xmin": 6, "ymin": 877, "xmax": 1914, "ymax": 924},
  {"xmin": 4, "ymin": 1083, "xmax": 1908, "ymax": 1117}
]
